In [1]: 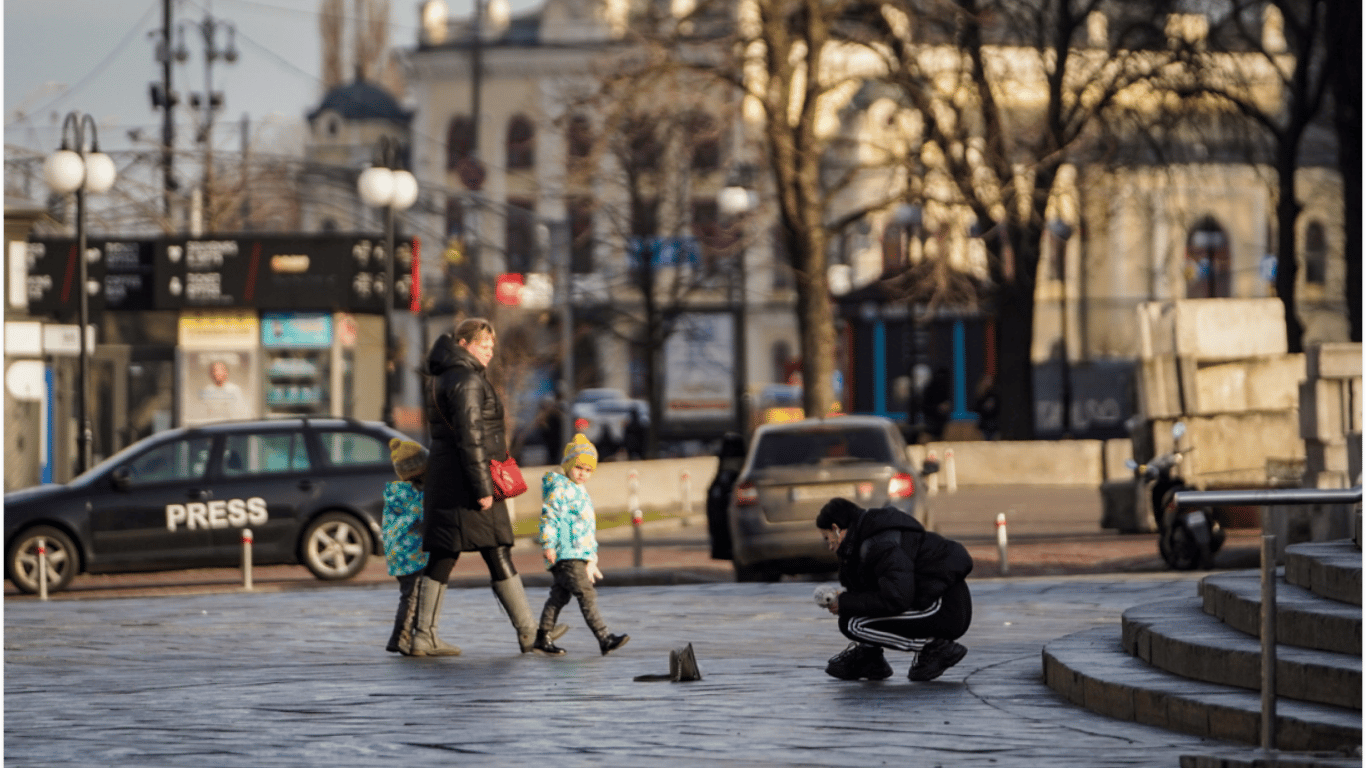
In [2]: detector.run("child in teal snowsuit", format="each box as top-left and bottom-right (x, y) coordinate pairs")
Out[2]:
(383, 438), (431, 654)
(533, 433), (630, 656)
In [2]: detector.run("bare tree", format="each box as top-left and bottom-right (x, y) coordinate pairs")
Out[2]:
(1324, 0), (1358, 341)
(321, 0), (345, 89)
(876, 0), (1181, 438)
(1175, 0), (1339, 352)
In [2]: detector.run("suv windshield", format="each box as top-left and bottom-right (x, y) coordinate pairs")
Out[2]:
(750, 426), (894, 469)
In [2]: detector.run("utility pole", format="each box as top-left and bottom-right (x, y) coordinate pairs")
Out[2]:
(239, 113), (251, 230)
(148, 0), (182, 221)
(187, 5), (238, 234)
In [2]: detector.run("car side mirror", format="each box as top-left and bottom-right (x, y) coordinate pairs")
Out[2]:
(921, 459), (940, 476)
(110, 466), (132, 491)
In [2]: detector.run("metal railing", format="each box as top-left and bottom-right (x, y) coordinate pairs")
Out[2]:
(1173, 486), (1362, 751)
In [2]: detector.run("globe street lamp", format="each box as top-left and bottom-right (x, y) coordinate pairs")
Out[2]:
(719, 169), (758, 433)
(44, 111), (116, 475)
(357, 137), (418, 427)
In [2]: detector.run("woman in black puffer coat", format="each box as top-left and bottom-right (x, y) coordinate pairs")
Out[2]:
(405, 318), (545, 657)
(815, 497), (974, 682)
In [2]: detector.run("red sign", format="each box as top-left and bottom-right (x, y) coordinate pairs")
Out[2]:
(495, 273), (523, 306)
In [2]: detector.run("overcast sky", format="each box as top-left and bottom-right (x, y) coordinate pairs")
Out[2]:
(4, 0), (536, 156)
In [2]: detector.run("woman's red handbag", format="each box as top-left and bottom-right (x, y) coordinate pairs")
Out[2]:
(489, 454), (528, 501)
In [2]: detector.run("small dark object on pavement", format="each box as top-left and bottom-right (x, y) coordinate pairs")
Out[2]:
(634, 642), (702, 682)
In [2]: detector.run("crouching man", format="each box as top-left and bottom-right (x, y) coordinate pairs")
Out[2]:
(815, 497), (974, 682)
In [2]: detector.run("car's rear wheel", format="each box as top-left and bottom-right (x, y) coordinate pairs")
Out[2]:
(7, 526), (78, 594)
(733, 562), (779, 583)
(301, 512), (371, 581)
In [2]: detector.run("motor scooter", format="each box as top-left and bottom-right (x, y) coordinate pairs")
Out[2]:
(1126, 421), (1225, 570)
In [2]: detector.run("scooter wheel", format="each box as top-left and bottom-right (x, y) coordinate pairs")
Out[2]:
(1159, 506), (1211, 571)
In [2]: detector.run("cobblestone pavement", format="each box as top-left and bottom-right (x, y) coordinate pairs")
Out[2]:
(4, 572), (1248, 767)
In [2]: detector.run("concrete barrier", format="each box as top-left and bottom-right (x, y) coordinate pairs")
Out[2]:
(513, 441), (1113, 520)
(508, 456), (719, 523)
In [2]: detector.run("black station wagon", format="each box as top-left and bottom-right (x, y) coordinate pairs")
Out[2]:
(4, 418), (409, 594)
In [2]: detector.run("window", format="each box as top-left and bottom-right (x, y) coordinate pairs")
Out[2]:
(569, 196), (594, 274)
(1305, 221), (1327, 284)
(506, 114), (535, 169)
(447, 115), (475, 171)
(751, 427), (893, 470)
(317, 431), (388, 468)
(127, 437), (214, 486)
(624, 114), (660, 172)
(686, 111), (720, 172)
(566, 114), (593, 163)
(505, 198), (536, 274)
(1184, 218), (1231, 298)
(221, 432), (310, 477)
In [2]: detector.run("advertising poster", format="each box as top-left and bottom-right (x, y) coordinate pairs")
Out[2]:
(179, 349), (260, 426)
(663, 312), (735, 424)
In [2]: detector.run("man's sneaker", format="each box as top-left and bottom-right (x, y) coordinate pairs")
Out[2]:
(825, 643), (893, 681)
(908, 639), (967, 681)
(599, 633), (630, 656)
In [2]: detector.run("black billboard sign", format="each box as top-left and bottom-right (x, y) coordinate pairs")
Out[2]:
(28, 233), (412, 317)
(27, 238), (156, 321)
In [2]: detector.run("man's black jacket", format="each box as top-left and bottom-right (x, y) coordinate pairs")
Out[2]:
(836, 507), (974, 618)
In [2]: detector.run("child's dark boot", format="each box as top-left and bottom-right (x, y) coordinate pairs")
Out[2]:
(599, 633), (630, 656)
(533, 629), (566, 656)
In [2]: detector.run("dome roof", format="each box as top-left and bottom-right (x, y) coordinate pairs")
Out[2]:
(308, 79), (411, 124)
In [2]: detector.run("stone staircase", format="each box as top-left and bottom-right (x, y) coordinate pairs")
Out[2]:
(1042, 539), (1362, 761)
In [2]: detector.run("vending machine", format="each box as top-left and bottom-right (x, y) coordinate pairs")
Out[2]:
(261, 312), (332, 418)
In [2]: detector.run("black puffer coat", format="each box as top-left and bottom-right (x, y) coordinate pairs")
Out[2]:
(422, 333), (512, 552)
(835, 507), (973, 618)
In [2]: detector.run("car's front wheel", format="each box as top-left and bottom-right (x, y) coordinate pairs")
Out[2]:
(7, 526), (79, 594)
(301, 512), (371, 581)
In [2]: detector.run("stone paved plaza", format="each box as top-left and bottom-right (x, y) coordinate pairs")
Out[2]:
(2, 572), (1255, 767)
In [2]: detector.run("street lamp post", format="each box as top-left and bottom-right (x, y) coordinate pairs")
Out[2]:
(719, 170), (758, 434)
(894, 203), (926, 437)
(357, 137), (418, 427)
(1048, 219), (1075, 437)
(44, 111), (117, 475)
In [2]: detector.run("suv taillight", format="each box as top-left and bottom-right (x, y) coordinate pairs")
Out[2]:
(888, 473), (914, 499)
(734, 481), (758, 506)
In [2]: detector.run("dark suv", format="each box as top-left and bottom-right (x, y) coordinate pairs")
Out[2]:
(4, 418), (408, 594)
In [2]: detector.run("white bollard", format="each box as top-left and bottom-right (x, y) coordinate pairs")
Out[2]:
(37, 537), (48, 601)
(945, 448), (958, 493)
(995, 513), (1009, 576)
(680, 470), (692, 517)
(628, 470), (640, 513)
(629, 470), (643, 567)
(242, 528), (254, 591)
(926, 451), (940, 495)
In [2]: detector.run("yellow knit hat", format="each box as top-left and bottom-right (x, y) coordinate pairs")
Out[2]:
(389, 437), (429, 481)
(561, 433), (598, 472)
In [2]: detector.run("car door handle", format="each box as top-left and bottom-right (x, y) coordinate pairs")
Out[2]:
(187, 488), (211, 500)
(297, 480), (314, 491)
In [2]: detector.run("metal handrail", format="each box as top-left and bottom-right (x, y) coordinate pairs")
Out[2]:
(1171, 485), (1360, 751)
(1172, 487), (1361, 508)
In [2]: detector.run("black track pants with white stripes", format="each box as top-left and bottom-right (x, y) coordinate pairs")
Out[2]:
(838, 579), (972, 654)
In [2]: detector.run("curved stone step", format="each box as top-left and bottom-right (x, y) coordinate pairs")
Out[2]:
(1044, 626), (1362, 753)
(1122, 600), (1361, 710)
(1285, 541), (1362, 606)
(1201, 570), (1363, 655)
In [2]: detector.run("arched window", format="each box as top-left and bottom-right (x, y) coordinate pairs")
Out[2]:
(566, 114), (593, 162)
(506, 114), (535, 169)
(685, 111), (720, 172)
(1304, 221), (1327, 284)
(624, 114), (660, 172)
(446, 116), (475, 171)
(1184, 217), (1231, 298)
